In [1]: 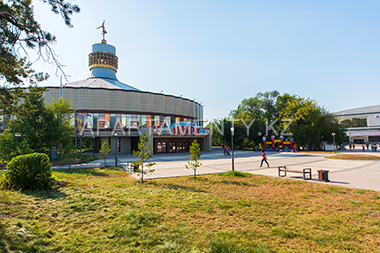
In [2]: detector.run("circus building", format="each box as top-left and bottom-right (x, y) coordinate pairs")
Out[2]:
(42, 25), (211, 155)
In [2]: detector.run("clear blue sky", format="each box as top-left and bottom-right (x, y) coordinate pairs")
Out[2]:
(28, 0), (380, 121)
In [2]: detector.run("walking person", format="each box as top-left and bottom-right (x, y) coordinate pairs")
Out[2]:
(362, 144), (365, 152)
(260, 150), (270, 167)
(353, 144), (355, 152)
(222, 144), (226, 155)
(349, 143), (352, 152)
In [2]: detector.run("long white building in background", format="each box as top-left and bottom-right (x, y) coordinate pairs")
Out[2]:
(335, 105), (380, 144)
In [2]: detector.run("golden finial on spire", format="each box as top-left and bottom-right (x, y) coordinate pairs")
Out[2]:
(97, 20), (107, 44)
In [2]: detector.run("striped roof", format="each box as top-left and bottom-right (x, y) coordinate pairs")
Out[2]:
(64, 77), (141, 91)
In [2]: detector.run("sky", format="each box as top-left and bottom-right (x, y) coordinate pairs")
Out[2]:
(24, 0), (380, 121)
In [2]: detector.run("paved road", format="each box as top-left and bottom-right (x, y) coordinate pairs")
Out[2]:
(52, 150), (380, 192)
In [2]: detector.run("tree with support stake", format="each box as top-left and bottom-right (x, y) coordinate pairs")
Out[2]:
(186, 139), (202, 179)
(99, 141), (111, 167)
(133, 132), (155, 183)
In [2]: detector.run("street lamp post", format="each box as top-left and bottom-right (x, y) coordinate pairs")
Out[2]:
(14, 132), (21, 155)
(92, 136), (95, 157)
(332, 132), (336, 151)
(114, 133), (118, 166)
(231, 127), (234, 171)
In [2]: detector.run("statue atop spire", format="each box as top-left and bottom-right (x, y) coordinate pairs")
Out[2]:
(97, 20), (107, 44)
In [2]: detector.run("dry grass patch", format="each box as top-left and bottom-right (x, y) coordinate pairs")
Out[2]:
(325, 154), (380, 160)
(1, 167), (380, 252)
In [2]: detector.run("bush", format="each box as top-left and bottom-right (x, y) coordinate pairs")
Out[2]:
(2, 153), (53, 190)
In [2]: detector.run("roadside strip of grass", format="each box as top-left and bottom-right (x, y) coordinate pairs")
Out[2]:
(2, 167), (380, 252)
(325, 154), (380, 160)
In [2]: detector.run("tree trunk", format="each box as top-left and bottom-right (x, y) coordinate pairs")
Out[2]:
(194, 169), (196, 179)
(141, 164), (144, 183)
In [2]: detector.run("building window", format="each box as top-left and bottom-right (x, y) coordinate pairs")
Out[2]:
(105, 114), (110, 128)
(157, 142), (167, 153)
(132, 114), (138, 128)
(141, 115), (147, 127)
(154, 115), (160, 126)
(110, 114), (116, 128)
(146, 115), (151, 128)
(164, 116), (171, 126)
(93, 113), (99, 128)
(339, 118), (367, 128)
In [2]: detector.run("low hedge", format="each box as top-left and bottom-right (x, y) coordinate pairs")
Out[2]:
(2, 153), (53, 190)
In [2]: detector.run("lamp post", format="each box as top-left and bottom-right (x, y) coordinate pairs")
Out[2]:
(331, 132), (336, 151)
(92, 136), (95, 157)
(114, 133), (118, 166)
(14, 132), (21, 155)
(231, 127), (234, 171)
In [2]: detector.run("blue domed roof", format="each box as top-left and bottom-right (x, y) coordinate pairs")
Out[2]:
(65, 41), (140, 91)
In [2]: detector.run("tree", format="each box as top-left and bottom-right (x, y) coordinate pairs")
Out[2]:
(99, 140), (111, 167)
(217, 90), (346, 151)
(278, 97), (346, 150)
(9, 86), (57, 154)
(133, 132), (156, 183)
(185, 139), (202, 179)
(0, 0), (80, 86)
(48, 97), (73, 157)
(0, 130), (34, 163)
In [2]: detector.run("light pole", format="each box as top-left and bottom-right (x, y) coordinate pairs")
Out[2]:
(231, 127), (234, 171)
(114, 133), (118, 166)
(14, 132), (21, 155)
(92, 136), (95, 157)
(331, 132), (336, 151)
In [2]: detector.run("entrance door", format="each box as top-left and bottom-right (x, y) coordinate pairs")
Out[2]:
(131, 137), (140, 152)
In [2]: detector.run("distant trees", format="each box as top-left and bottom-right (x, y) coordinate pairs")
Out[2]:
(210, 90), (346, 151)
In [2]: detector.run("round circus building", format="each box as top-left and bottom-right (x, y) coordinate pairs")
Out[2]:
(43, 35), (211, 155)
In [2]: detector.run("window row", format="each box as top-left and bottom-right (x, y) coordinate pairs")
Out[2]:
(81, 113), (201, 129)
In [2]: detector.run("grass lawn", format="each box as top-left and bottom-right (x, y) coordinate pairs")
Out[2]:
(2, 168), (380, 252)
(325, 154), (380, 160)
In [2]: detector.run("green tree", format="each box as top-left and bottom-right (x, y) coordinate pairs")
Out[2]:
(9, 86), (57, 154)
(218, 90), (346, 151)
(185, 139), (202, 179)
(0, 0), (80, 86)
(48, 97), (73, 157)
(0, 131), (17, 162)
(133, 132), (156, 183)
(99, 140), (111, 167)
(279, 97), (346, 150)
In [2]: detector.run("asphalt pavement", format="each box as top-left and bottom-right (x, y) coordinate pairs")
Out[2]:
(52, 149), (380, 192)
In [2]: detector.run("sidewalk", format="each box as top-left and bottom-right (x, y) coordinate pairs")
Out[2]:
(52, 150), (380, 192)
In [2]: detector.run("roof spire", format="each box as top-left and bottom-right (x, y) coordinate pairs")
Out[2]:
(97, 20), (107, 44)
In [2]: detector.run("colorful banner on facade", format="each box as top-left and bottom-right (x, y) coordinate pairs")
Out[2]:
(152, 122), (210, 136)
(75, 112), (85, 137)
(348, 132), (380, 136)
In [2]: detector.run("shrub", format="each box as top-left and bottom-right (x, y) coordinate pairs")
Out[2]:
(2, 153), (53, 190)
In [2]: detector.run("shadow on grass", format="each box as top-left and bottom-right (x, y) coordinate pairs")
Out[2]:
(54, 168), (109, 177)
(22, 187), (68, 200)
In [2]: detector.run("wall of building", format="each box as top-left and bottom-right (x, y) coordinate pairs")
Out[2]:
(44, 87), (202, 119)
